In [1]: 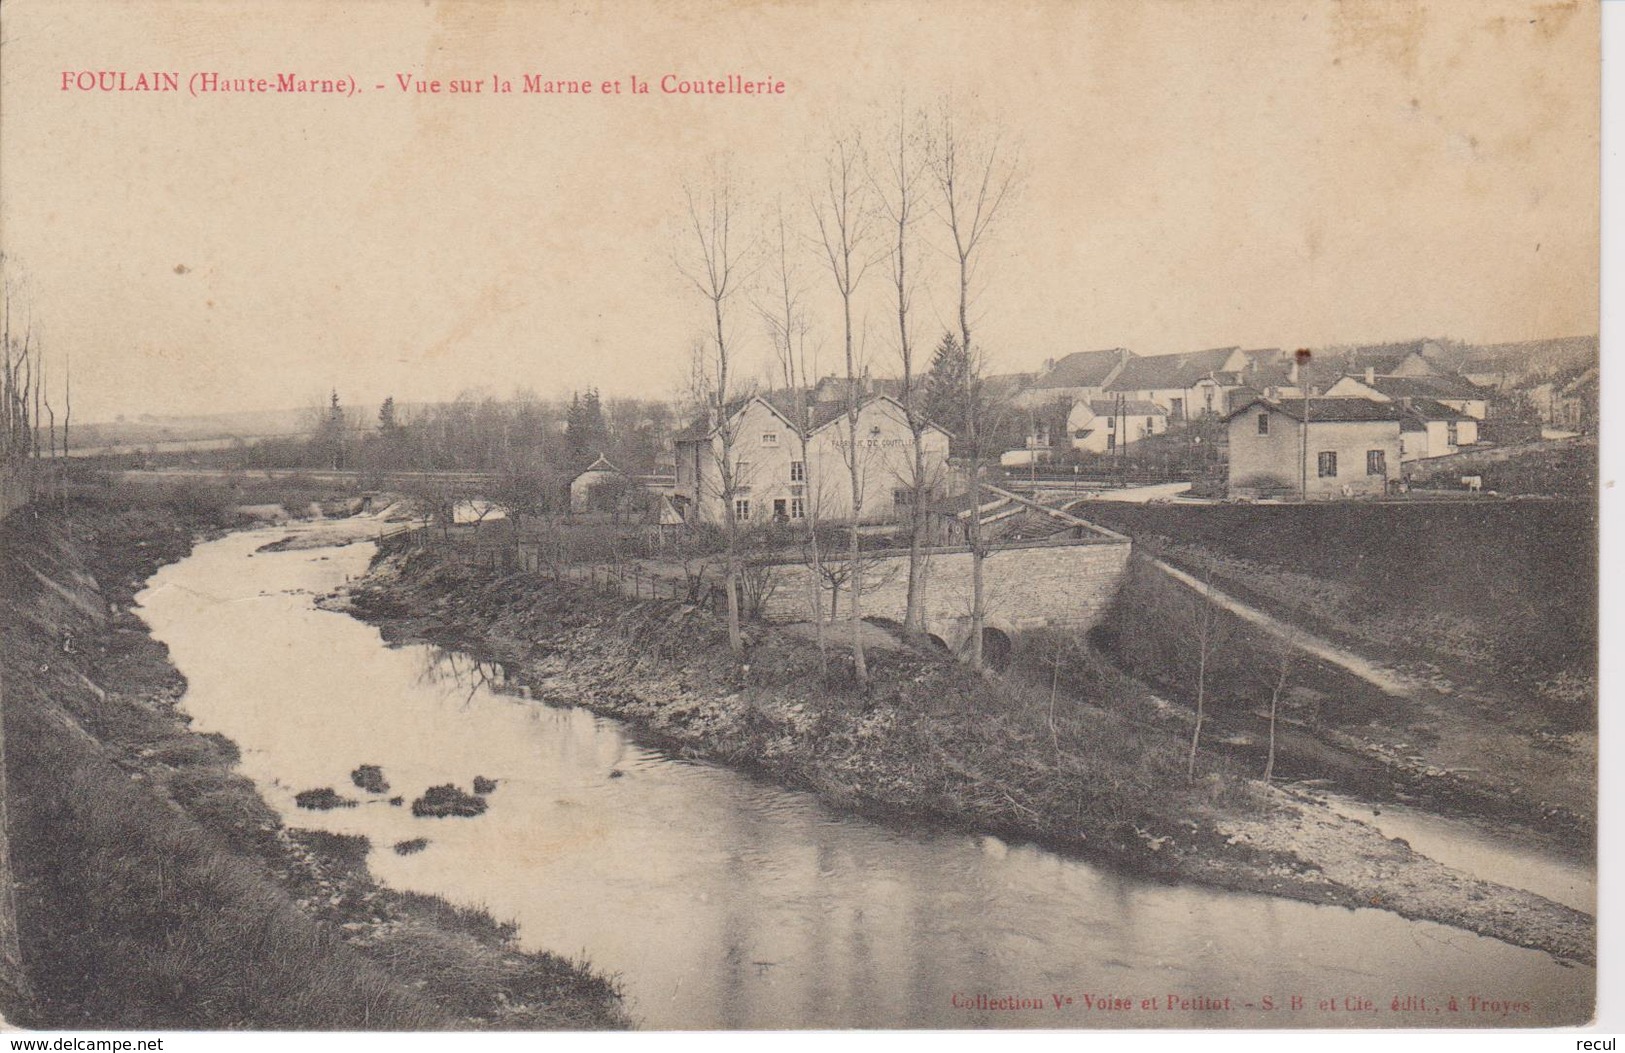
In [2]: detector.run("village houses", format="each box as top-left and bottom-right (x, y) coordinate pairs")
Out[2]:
(672, 392), (952, 525)
(1223, 397), (1403, 500)
(1066, 399), (1169, 454)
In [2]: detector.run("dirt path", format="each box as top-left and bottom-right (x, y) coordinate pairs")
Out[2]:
(1147, 554), (1595, 857)
(1148, 556), (1423, 696)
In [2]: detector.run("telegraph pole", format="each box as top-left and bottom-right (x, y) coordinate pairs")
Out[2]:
(1295, 348), (1312, 501)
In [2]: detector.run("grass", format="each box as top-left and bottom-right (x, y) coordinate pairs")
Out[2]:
(1076, 499), (1597, 700)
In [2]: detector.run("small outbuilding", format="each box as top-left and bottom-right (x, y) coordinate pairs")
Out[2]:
(1224, 397), (1403, 500)
(569, 454), (626, 514)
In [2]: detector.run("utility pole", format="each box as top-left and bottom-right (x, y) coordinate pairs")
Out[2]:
(1295, 348), (1312, 501)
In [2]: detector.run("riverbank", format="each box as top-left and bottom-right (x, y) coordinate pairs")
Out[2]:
(0, 492), (626, 1029)
(340, 546), (1594, 968)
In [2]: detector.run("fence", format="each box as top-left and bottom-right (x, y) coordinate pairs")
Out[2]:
(378, 523), (729, 608)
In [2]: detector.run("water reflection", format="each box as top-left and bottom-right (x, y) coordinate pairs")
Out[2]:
(134, 525), (1596, 1030)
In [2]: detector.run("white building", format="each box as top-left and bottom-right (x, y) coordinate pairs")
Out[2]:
(672, 394), (951, 525)
(1066, 399), (1169, 454)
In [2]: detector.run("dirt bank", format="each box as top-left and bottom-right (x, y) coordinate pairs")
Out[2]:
(338, 547), (1594, 967)
(0, 494), (626, 1029)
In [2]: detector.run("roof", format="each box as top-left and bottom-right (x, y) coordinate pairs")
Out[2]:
(1106, 347), (1241, 392)
(1359, 375), (1491, 401)
(1225, 397), (1406, 424)
(810, 375), (905, 403)
(577, 454), (620, 475)
(983, 372), (1035, 400)
(675, 391), (950, 443)
(1032, 348), (1130, 389)
(672, 394), (801, 444)
(1399, 398), (1474, 423)
(1334, 340), (1439, 372)
(1083, 398), (1166, 417)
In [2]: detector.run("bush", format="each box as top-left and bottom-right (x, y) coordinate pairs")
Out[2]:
(411, 784), (487, 818)
(294, 788), (358, 811)
(350, 764), (390, 794)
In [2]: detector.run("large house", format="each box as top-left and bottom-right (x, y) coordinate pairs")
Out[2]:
(1013, 348), (1133, 408)
(1322, 371), (1491, 421)
(672, 393), (951, 525)
(1224, 397), (1403, 500)
(1104, 346), (1251, 420)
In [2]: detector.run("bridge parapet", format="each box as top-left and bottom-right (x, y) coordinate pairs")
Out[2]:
(758, 533), (1133, 654)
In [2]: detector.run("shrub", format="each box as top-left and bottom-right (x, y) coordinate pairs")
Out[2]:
(294, 788), (358, 811)
(411, 784), (487, 818)
(350, 764), (390, 794)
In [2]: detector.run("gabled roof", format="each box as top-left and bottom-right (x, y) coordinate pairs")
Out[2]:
(1082, 398), (1166, 417)
(1360, 375), (1491, 401)
(1333, 340), (1440, 374)
(1225, 397), (1405, 424)
(1106, 347), (1241, 392)
(1032, 348), (1130, 389)
(806, 393), (952, 438)
(677, 392), (952, 443)
(672, 394), (802, 444)
(1400, 398), (1474, 423)
(984, 372), (1035, 400)
(578, 454), (620, 475)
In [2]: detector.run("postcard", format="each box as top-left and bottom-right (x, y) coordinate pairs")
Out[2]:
(0, 0), (1602, 1038)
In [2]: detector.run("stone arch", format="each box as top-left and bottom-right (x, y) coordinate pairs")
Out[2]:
(979, 627), (1013, 671)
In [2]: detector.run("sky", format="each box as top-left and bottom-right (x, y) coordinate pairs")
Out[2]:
(0, 0), (1600, 423)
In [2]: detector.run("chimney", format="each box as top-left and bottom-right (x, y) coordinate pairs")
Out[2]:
(1365, 366), (1375, 385)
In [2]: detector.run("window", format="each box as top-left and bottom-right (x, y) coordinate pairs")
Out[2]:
(1106, 417), (1116, 430)
(790, 497), (805, 519)
(1367, 450), (1386, 476)
(1257, 413), (1270, 435)
(1106, 433), (1116, 452)
(1204, 388), (1215, 413)
(790, 460), (805, 482)
(1171, 398), (1184, 419)
(761, 431), (779, 447)
(734, 460), (751, 487)
(1447, 421), (1459, 446)
(772, 498), (788, 521)
(733, 498), (751, 522)
(894, 488), (915, 510)
(1146, 417), (1155, 432)
(1317, 451), (1338, 478)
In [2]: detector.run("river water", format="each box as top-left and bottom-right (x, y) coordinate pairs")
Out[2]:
(134, 521), (1595, 1029)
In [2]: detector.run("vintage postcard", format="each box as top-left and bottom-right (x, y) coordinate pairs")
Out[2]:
(0, 0), (1603, 1039)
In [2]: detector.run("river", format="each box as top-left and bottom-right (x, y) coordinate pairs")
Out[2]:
(133, 520), (1594, 1029)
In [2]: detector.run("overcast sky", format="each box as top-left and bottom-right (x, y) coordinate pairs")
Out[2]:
(0, 0), (1599, 422)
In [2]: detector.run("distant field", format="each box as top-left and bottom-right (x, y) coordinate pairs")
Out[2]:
(1076, 499), (1596, 689)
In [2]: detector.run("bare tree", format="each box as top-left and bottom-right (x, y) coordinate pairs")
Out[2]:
(926, 103), (1020, 669)
(811, 133), (877, 686)
(676, 168), (753, 656)
(760, 204), (831, 672)
(872, 98), (937, 638)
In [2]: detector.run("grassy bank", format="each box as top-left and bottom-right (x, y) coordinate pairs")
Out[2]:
(1074, 499), (1596, 706)
(0, 487), (626, 1029)
(1092, 552), (1595, 850)
(342, 548), (1594, 965)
